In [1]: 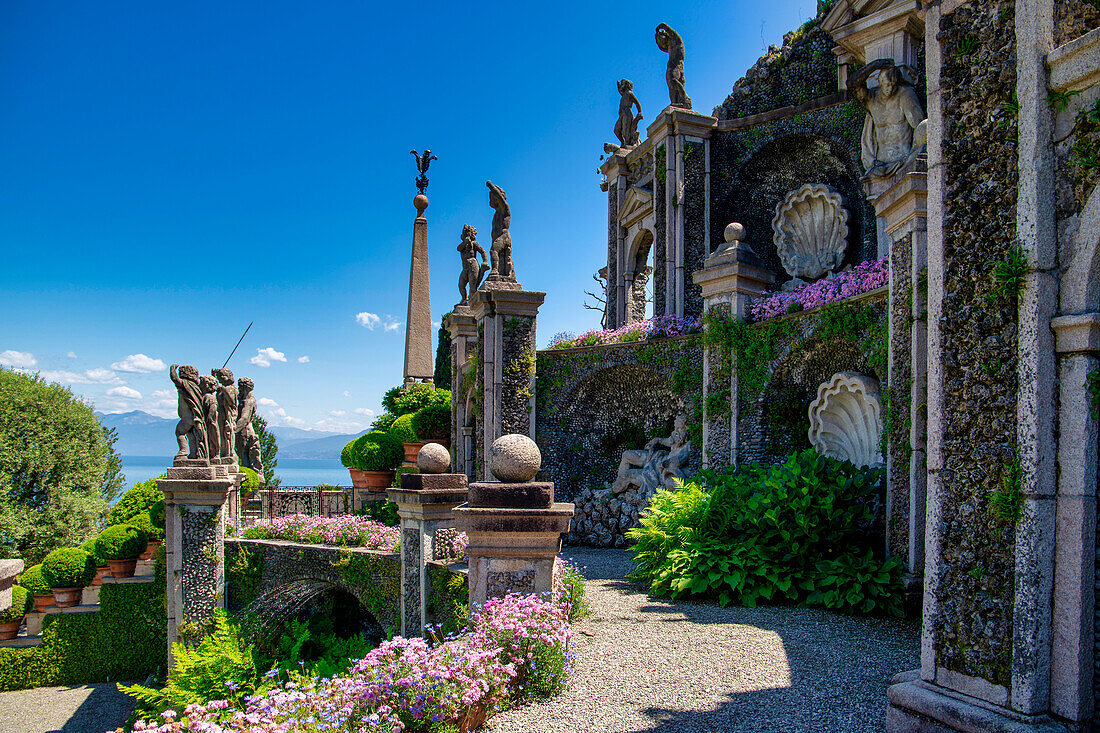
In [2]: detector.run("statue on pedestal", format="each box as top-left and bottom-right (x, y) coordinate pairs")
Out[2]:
(211, 368), (238, 460)
(485, 180), (516, 283)
(614, 79), (643, 147)
(655, 23), (691, 110)
(847, 59), (927, 179)
(170, 364), (208, 460)
(235, 377), (265, 483)
(199, 375), (221, 459)
(458, 224), (490, 303)
(611, 415), (692, 495)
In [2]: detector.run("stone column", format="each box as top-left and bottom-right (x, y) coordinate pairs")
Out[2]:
(692, 225), (775, 468)
(404, 194), (434, 387)
(598, 152), (629, 330)
(471, 287), (545, 481)
(454, 435), (574, 610)
(158, 458), (235, 664)
(387, 445), (468, 638)
(446, 307), (478, 478)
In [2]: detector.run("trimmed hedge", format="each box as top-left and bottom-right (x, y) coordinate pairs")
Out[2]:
(0, 585), (30, 623)
(349, 431), (404, 472)
(389, 413), (419, 444)
(80, 538), (108, 568)
(19, 565), (50, 596)
(0, 578), (166, 690)
(96, 524), (148, 561)
(127, 511), (164, 542)
(41, 548), (96, 588)
(411, 402), (450, 441)
(108, 479), (164, 525)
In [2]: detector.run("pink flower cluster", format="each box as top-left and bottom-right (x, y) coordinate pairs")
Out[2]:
(241, 514), (401, 553)
(123, 593), (574, 733)
(548, 314), (701, 349)
(749, 258), (888, 321)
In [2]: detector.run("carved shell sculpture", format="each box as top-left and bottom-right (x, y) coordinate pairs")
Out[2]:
(807, 372), (884, 468)
(771, 184), (849, 280)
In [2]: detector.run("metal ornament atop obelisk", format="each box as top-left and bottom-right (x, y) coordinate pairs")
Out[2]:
(404, 150), (436, 387)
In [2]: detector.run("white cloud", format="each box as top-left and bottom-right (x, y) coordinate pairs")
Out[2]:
(258, 397), (279, 407)
(0, 350), (36, 369)
(356, 312), (381, 330)
(431, 320), (441, 329)
(354, 407), (375, 417)
(261, 405), (306, 427)
(106, 385), (142, 400)
(330, 410), (347, 417)
(313, 417), (364, 433)
(249, 347), (287, 368)
(24, 367), (124, 385)
(66, 351), (77, 359)
(342, 390), (351, 397)
(297, 355), (310, 363)
(111, 353), (167, 373)
(384, 319), (402, 332)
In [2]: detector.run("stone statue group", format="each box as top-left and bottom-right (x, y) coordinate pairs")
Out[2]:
(170, 364), (264, 483)
(457, 180), (517, 304)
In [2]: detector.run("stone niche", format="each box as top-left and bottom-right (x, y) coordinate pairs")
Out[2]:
(772, 183), (850, 282)
(807, 371), (883, 468)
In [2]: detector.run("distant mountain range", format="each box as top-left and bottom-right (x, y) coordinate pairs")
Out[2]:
(94, 410), (366, 460)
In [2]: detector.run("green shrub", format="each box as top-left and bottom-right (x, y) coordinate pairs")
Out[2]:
(369, 412), (398, 432)
(358, 499), (400, 526)
(240, 467), (262, 490)
(411, 402), (450, 441)
(108, 478), (164, 525)
(0, 585), (30, 622)
(127, 511), (164, 542)
(19, 565), (51, 597)
(41, 548), (96, 588)
(149, 499), (166, 530)
(350, 431), (404, 472)
(628, 449), (903, 615)
(80, 538), (108, 568)
(340, 438), (357, 468)
(95, 524), (148, 561)
(383, 384), (449, 416)
(388, 413), (419, 443)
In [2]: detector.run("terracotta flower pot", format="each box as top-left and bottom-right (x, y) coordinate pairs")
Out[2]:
(91, 566), (111, 586)
(349, 469), (395, 491)
(32, 593), (54, 612)
(50, 587), (82, 608)
(108, 558), (138, 579)
(0, 619), (21, 640)
(403, 442), (425, 464)
(140, 540), (161, 560)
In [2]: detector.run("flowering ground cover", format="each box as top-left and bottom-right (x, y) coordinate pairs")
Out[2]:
(547, 314), (701, 350)
(749, 258), (888, 321)
(240, 514), (401, 554)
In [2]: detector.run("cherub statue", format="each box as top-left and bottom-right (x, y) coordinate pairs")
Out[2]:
(411, 149), (438, 194)
(235, 377), (265, 484)
(199, 374), (221, 460)
(611, 415), (692, 495)
(211, 367), (238, 460)
(485, 180), (515, 282)
(458, 224), (490, 303)
(170, 364), (208, 460)
(847, 59), (927, 179)
(655, 23), (691, 110)
(614, 79), (643, 147)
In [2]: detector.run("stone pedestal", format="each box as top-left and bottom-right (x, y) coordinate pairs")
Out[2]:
(470, 288), (545, 481)
(387, 473), (468, 638)
(157, 458), (235, 665)
(454, 481), (573, 610)
(446, 307), (478, 479)
(0, 559), (24, 614)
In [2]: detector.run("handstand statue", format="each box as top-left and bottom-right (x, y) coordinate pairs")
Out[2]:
(655, 23), (691, 110)
(458, 224), (490, 303)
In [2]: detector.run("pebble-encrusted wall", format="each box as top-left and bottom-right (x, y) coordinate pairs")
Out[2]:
(179, 506), (223, 628)
(535, 336), (703, 504)
(888, 235), (914, 562)
(1055, 0), (1100, 47)
(683, 139), (707, 317)
(401, 528), (421, 638)
(654, 144), (667, 317)
(500, 316), (536, 435)
(934, 1), (1019, 688)
(605, 184), (619, 327)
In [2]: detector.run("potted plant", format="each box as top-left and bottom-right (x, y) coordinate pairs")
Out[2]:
(411, 400), (452, 450)
(80, 538), (111, 585)
(348, 431), (404, 491)
(20, 564), (53, 611)
(127, 511), (164, 560)
(390, 413), (422, 463)
(95, 524), (149, 578)
(0, 585), (31, 640)
(41, 547), (96, 607)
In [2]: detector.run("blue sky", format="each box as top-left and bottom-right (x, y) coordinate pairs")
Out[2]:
(0, 0), (818, 434)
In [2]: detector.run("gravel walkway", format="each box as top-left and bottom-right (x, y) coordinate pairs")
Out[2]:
(482, 547), (919, 733)
(0, 681), (135, 733)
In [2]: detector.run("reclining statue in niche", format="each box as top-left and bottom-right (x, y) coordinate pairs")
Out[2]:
(611, 415), (692, 495)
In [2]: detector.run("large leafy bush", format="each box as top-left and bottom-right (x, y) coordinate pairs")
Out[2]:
(127, 511), (164, 542)
(41, 547), (96, 588)
(628, 449), (902, 615)
(348, 431), (404, 472)
(107, 478), (163, 525)
(388, 413), (419, 444)
(411, 401), (451, 441)
(95, 524), (148, 561)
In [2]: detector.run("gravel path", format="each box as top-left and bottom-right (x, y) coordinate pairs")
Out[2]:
(482, 547), (919, 733)
(0, 681), (135, 733)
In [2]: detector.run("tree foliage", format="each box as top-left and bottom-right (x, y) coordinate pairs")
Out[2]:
(0, 368), (123, 563)
(434, 316), (452, 388)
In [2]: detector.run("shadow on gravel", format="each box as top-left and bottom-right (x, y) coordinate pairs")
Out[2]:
(47, 682), (135, 733)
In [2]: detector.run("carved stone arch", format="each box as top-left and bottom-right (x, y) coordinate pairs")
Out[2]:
(625, 229), (655, 322)
(1060, 186), (1100, 314)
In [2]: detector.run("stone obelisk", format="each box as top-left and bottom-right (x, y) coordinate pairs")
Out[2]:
(404, 152), (435, 387)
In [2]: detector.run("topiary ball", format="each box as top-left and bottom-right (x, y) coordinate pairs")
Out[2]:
(80, 538), (108, 568)
(353, 431), (405, 472)
(41, 547), (96, 589)
(389, 412), (419, 444)
(127, 511), (164, 542)
(95, 524), (149, 561)
(19, 565), (50, 597)
(0, 585), (30, 623)
(411, 402), (451, 441)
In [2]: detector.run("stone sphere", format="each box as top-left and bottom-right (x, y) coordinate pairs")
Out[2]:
(724, 222), (745, 243)
(489, 434), (541, 482)
(414, 194), (429, 213)
(417, 442), (451, 474)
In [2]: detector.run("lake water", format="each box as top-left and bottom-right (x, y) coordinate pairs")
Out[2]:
(119, 456), (351, 490)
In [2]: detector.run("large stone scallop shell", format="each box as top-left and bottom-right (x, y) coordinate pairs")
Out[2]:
(771, 183), (850, 280)
(807, 372), (883, 468)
